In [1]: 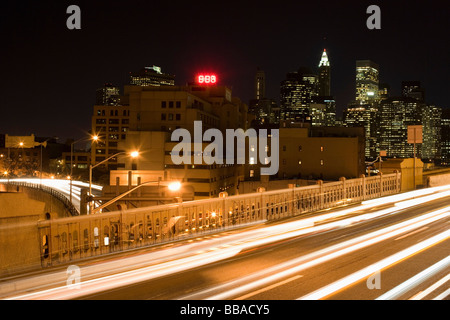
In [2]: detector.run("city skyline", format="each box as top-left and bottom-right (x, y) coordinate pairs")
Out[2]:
(0, 1), (449, 141)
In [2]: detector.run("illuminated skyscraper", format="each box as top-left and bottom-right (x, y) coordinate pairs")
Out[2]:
(401, 81), (425, 101)
(343, 103), (379, 159)
(310, 96), (336, 127)
(96, 83), (120, 106)
(255, 68), (266, 100)
(441, 108), (450, 165)
(421, 104), (442, 161)
(129, 65), (175, 87)
(318, 49), (330, 96)
(379, 97), (422, 158)
(280, 67), (318, 123)
(249, 68), (279, 125)
(355, 60), (379, 104)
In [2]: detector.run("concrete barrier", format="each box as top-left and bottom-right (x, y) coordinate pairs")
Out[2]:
(427, 173), (450, 187)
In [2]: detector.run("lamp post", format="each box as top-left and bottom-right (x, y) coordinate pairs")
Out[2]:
(70, 135), (98, 204)
(88, 150), (139, 214)
(35, 138), (50, 185)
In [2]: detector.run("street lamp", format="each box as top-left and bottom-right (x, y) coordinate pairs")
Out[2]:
(168, 181), (181, 192)
(88, 150), (139, 214)
(70, 135), (98, 204)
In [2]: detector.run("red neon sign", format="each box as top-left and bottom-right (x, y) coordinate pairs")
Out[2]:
(197, 74), (217, 84)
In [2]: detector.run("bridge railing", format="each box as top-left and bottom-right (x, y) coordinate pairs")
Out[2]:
(37, 172), (401, 267)
(6, 181), (79, 216)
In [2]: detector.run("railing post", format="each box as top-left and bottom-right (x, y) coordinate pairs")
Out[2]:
(317, 180), (324, 210)
(379, 172), (383, 198)
(288, 184), (295, 217)
(395, 170), (401, 193)
(80, 189), (88, 215)
(257, 187), (265, 221)
(360, 174), (366, 201)
(219, 192), (228, 227)
(340, 177), (346, 201)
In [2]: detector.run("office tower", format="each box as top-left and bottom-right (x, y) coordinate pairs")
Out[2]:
(255, 68), (266, 100)
(440, 108), (450, 165)
(318, 49), (330, 96)
(355, 60), (379, 104)
(96, 83), (120, 106)
(310, 96), (336, 127)
(378, 83), (390, 101)
(421, 104), (442, 161)
(343, 103), (379, 159)
(280, 67), (318, 123)
(249, 68), (279, 126)
(402, 81), (425, 101)
(129, 65), (175, 87)
(249, 99), (279, 126)
(379, 97), (422, 158)
(93, 82), (253, 199)
(91, 103), (131, 170)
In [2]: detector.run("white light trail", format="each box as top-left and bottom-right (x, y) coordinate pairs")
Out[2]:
(410, 273), (450, 300)
(180, 207), (450, 300)
(361, 184), (450, 206)
(433, 288), (450, 300)
(6, 246), (242, 300)
(298, 231), (450, 300)
(375, 256), (450, 300)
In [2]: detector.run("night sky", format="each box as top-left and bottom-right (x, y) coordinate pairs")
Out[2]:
(1, 0), (448, 142)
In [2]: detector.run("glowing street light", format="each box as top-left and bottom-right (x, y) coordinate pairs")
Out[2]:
(130, 151), (139, 158)
(70, 134), (100, 204)
(168, 181), (181, 192)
